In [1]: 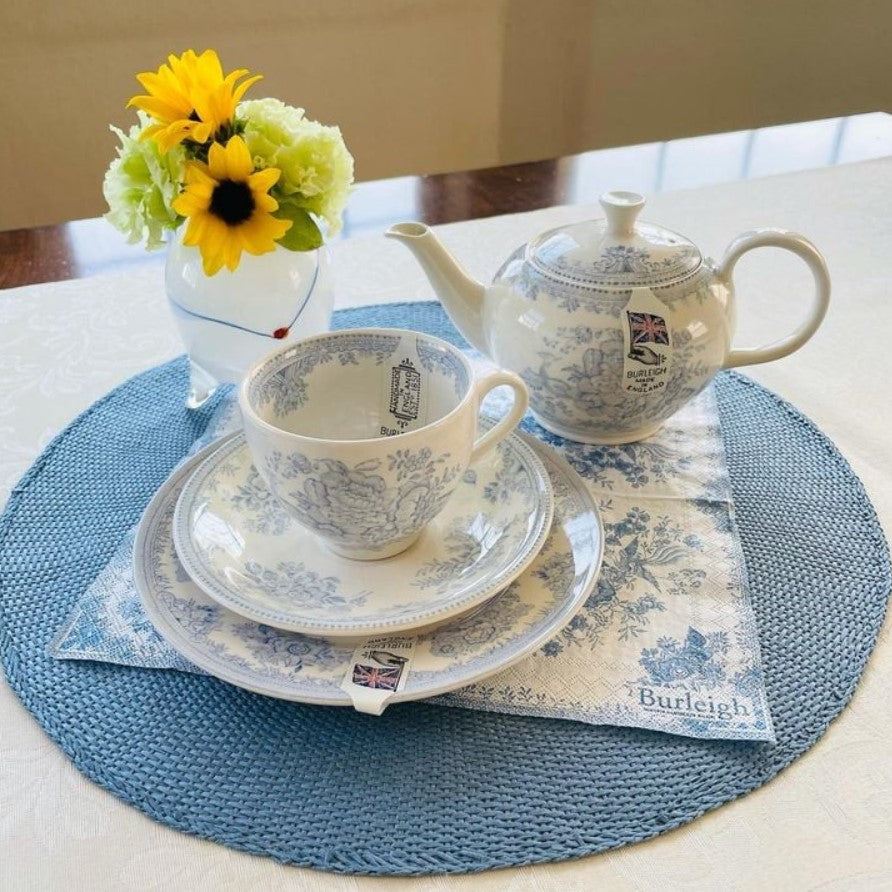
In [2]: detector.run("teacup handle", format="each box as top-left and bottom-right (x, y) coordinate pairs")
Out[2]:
(719, 229), (830, 369)
(470, 371), (529, 462)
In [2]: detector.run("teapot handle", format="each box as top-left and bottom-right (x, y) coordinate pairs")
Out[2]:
(719, 229), (830, 369)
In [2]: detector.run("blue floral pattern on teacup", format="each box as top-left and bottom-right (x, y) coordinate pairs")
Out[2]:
(416, 339), (469, 398)
(249, 331), (469, 419)
(251, 332), (402, 418)
(231, 468), (291, 536)
(265, 446), (463, 551)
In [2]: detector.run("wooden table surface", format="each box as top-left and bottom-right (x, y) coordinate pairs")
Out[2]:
(4, 111), (891, 290)
(0, 159), (569, 290)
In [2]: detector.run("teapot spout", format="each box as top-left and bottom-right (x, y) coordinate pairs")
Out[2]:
(386, 222), (489, 354)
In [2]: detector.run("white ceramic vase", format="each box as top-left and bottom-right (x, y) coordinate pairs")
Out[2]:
(165, 233), (334, 408)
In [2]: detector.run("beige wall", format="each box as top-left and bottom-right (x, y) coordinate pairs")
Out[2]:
(2, 0), (890, 230)
(499, 0), (892, 166)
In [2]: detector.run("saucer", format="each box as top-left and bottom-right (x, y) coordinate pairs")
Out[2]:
(135, 435), (604, 708)
(172, 429), (554, 637)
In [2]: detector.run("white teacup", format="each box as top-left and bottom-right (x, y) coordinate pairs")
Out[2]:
(239, 328), (529, 560)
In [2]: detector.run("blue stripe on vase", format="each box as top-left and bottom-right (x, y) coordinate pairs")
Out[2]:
(167, 252), (320, 339)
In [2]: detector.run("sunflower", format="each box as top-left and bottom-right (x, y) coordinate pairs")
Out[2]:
(128, 49), (261, 152)
(172, 136), (292, 275)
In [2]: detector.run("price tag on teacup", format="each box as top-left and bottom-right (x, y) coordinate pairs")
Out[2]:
(340, 635), (418, 715)
(377, 336), (431, 437)
(621, 287), (673, 394)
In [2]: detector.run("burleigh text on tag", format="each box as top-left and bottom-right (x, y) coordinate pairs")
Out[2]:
(339, 635), (417, 715)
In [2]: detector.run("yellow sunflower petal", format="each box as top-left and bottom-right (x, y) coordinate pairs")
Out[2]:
(186, 180), (215, 201)
(172, 191), (209, 217)
(222, 136), (254, 181)
(153, 127), (186, 153)
(248, 167), (281, 194)
(131, 50), (259, 143)
(223, 236), (244, 271)
(206, 141), (228, 180)
(200, 233), (226, 276)
(246, 211), (292, 245)
(237, 224), (267, 254)
(221, 68), (249, 91)
(238, 216), (280, 253)
(181, 214), (206, 247)
(194, 98), (230, 132)
(137, 122), (164, 141)
(171, 193), (190, 217)
(196, 49), (224, 84)
(272, 216), (293, 239)
(153, 121), (199, 153)
(253, 192), (279, 213)
(168, 50), (201, 86)
(206, 224), (236, 272)
(127, 95), (185, 120)
(192, 215), (226, 252)
(134, 73), (189, 109)
(190, 121), (214, 143)
(195, 215), (238, 276)
(231, 73), (263, 104)
(183, 161), (215, 187)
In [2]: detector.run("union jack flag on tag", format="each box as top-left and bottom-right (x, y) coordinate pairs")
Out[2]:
(628, 311), (670, 346)
(340, 635), (417, 715)
(621, 288), (672, 394)
(352, 662), (402, 691)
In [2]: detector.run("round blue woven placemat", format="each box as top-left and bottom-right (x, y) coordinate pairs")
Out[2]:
(1, 301), (889, 875)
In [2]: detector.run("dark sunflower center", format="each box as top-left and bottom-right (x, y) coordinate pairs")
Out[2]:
(209, 180), (255, 226)
(188, 109), (201, 121)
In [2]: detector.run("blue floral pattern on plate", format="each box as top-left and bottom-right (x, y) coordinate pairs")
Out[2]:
(131, 437), (602, 707)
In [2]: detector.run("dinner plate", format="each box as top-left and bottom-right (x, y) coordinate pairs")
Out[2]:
(135, 436), (603, 709)
(172, 429), (554, 637)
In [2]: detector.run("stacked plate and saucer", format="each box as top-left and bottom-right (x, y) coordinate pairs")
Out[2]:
(134, 328), (604, 714)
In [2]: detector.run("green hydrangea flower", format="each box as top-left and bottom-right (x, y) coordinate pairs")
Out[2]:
(240, 98), (354, 238)
(103, 112), (186, 250)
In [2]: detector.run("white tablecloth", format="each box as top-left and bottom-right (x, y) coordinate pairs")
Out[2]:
(2, 159), (891, 890)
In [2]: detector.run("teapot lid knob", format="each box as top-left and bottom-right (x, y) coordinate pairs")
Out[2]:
(600, 191), (645, 238)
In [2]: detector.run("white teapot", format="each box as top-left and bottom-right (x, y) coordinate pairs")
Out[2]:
(387, 191), (830, 443)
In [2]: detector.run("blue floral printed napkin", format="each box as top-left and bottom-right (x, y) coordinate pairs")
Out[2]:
(433, 386), (774, 740)
(52, 384), (774, 741)
(50, 393), (242, 674)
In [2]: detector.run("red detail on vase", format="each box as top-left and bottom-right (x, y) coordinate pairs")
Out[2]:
(273, 327), (289, 339)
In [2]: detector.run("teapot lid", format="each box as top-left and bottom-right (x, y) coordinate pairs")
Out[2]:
(527, 191), (701, 289)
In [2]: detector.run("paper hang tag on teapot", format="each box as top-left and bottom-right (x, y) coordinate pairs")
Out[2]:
(622, 287), (673, 394)
(377, 335), (431, 437)
(340, 634), (417, 715)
